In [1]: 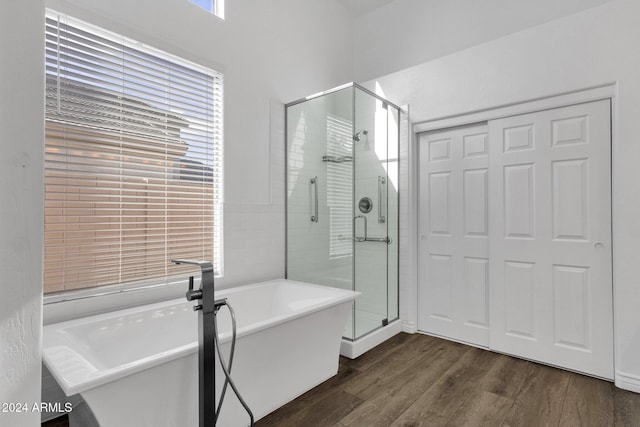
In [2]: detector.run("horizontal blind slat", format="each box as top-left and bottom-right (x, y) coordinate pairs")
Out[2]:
(44, 10), (223, 294)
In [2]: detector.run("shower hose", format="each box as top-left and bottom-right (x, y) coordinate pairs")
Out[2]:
(213, 302), (255, 426)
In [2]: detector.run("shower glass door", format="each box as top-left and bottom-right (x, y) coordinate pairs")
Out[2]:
(286, 83), (399, 342)
(353, 87), (398, 339)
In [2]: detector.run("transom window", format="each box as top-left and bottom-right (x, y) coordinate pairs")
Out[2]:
(189, 0), (225, 18)
(44, 10), (223, 294)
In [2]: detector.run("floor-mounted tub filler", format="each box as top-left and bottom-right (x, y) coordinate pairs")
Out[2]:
(42, 279), (359, 426)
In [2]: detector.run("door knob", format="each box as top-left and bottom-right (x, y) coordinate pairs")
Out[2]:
(594, 242), (605, 249)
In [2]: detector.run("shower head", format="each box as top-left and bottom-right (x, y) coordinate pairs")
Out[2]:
(353, 129), (368, 142)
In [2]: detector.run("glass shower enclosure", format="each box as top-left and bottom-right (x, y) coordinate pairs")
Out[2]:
(286, 83), (399, 343)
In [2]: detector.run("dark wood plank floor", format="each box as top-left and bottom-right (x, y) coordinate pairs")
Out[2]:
(257, 333), (640, 427)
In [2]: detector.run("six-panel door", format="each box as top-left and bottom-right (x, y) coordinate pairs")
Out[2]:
(488, 100), (613, 379)
(418, 99), (613, 379)
(418, 124), (490, 347)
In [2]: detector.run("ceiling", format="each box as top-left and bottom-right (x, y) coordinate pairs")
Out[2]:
(338, 0), (396, 17)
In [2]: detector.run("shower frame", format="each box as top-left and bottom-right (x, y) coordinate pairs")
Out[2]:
(284, 82), (401, 346)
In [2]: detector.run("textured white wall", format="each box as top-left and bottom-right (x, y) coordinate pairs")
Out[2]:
(0, 1), (45, 425)
(358, 0), (640, 392)
(353, 0), (615, 82)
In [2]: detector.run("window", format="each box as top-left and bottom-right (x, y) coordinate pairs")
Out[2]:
(44, 11), (223, 294)
(189, 0), (225, 18)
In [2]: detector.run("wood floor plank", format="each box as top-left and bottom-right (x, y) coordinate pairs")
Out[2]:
(389, 347), (498, 426)
(558, 374), (614, 427)
(501, 363), (572, 427)
(341, 333), (448, 400)
(478, 353), (534, 399)
(384, 411), (449, 427)
(446, 390), (514, 427)
(338, 340), (471, 427)
(614, 388), (640, 427)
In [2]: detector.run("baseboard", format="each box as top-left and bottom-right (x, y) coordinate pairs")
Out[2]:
(616, 371), (640, 393)
(402, 321), (417, 334)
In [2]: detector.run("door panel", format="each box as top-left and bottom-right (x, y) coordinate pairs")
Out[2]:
(418, 124), (490, 347)
(488, 100), (613, 379)
(353, 88), (391, 339)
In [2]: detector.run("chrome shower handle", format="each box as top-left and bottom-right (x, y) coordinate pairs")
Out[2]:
(310, 177), (318, 223)
(378, 176), (386, 224)
(354, 214), (391, 243)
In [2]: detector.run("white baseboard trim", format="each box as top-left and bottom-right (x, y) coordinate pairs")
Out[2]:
(402, 321), (417, 334)
(616, 371), (640, 393)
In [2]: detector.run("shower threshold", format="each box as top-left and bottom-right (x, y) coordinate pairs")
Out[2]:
(340, 319), (402, 359)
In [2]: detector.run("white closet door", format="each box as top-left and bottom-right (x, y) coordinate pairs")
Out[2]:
(418, 124), (490, 347)
(488, 100), (613, 379)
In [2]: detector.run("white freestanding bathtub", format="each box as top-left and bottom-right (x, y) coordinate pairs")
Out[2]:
(42, 279), (359, 427)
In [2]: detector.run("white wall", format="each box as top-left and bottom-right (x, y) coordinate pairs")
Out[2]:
(0, 1), (45, 425)
(354, 0), (614, 82)
(2, 0), (354, 424)
(358, 0), (640, 391)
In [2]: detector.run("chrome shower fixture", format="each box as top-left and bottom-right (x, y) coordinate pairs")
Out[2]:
(353, 129), (368, 141)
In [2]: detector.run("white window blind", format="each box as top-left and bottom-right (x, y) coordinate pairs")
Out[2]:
(44, 11), (223, 294)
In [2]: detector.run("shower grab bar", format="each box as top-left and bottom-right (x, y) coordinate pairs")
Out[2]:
(354, 215), (391, 244)
(378, 176), (386, 224)
(310, 177), (318, 223)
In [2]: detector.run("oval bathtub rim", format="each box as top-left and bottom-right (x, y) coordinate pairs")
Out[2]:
(42, 279), (360, 396)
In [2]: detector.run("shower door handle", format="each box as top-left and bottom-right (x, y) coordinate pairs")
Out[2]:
(354, 215), (367, 242)
(354, 215), (391, 244)
(378, 176), (386, 224)
(310, 177), (318, 223)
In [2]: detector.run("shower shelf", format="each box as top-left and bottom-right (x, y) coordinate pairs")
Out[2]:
(322, 155), (352, 163)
